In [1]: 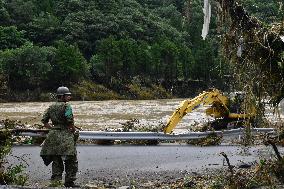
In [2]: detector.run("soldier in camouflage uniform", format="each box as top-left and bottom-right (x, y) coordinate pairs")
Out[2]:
(40, 86), (79, 187)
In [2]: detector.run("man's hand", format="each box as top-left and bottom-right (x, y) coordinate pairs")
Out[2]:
(43, 123), (52, 129)
(74, 126), (82, 130)
(68, 125), (76, 133)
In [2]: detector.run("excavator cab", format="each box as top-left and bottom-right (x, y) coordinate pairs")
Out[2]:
(163, 89), (255, 134)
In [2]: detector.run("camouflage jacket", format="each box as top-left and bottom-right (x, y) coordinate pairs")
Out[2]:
(40, 101), (76, 156)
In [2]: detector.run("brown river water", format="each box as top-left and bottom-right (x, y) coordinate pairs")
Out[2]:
(0, 99), (283, 132)
(0, 99), (214, 133)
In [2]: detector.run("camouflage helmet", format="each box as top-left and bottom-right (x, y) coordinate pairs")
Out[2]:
(56, 86), (71, 96)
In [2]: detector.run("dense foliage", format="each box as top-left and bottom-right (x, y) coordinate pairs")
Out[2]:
(0, 0), (282, 101)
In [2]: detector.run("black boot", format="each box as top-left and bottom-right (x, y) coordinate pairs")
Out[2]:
(64, 181), (80, 188)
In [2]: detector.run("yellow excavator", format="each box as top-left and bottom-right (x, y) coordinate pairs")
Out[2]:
(163, 88), (256, 134)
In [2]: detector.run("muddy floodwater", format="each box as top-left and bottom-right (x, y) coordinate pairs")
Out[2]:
(0, 99), (283, 132)
(0, 99), (214, 132)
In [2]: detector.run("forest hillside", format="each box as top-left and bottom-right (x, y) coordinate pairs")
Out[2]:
(0, 0), (282, 101)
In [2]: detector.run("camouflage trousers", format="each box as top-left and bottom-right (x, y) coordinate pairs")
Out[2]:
(50, 155), (78, 183)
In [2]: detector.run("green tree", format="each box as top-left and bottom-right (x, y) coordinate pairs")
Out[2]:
(192, 42), (214, 81)
(61, 9), (119, 58)
(4, 0), (37, 28)
(92, 37), (122, 82)
(0, 1), (11, 26)
(117, 38), (137, 78)
(27, 13), (60, 46)
(0, 61), (7, 97)
(179, 45), (195, 80)
(159, 39), (180, 83)
(49, 41), (89, 87)
(33, 0), (55, 13)
(154, 4), (183, 31)
(0, 26), (27, 50)
(135, 41), (153, 76)
(94, 0), (119, 14)
(241, 0), (283, 24)
(0, 43), (55, 90)
(151, 42), (163, 79)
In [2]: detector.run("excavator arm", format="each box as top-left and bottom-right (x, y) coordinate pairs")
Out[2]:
(163, 89), (256, 134)
(163, 89), (229, 133)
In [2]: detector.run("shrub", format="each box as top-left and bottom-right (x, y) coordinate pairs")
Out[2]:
(71, 80), (123, 100)
(0, 120), (28, 185)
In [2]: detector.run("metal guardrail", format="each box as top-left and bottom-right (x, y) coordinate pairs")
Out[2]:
(13, 128), (277, 141)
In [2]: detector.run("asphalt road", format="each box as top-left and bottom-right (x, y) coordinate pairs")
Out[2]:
(7, 144), (283, 187)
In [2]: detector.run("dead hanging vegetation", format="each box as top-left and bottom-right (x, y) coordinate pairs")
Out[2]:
(0, 120), (28, 186)
(215, 0), (284, 131)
